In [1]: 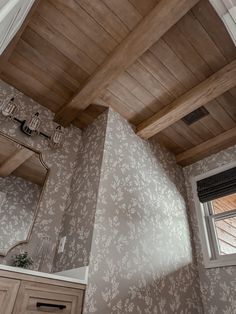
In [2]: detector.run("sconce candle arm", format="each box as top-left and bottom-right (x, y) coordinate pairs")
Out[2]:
(1, 97), (64, 148)
(13, 117), (51, 139)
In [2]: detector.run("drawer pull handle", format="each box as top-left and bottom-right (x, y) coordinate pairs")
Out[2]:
(36, 302), (66, 310)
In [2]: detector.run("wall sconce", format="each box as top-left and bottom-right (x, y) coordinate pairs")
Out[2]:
(21, 112), (41, 136)
(50, 126), (64, 148)
(1, 97), (18, 119)
(0, 97), (65, 148)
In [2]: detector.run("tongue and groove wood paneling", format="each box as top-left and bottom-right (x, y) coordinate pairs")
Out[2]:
(1, 0), (236, 158)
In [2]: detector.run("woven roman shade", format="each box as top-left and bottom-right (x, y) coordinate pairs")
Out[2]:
(197, 167), (236, 203)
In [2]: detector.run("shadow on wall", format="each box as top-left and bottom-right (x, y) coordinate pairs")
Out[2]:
(83, 109), (203, 314)
(85, 263), (203, 314)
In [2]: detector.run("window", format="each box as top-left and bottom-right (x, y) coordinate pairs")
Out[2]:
(204, 193), (236, 257)
(194, 165), (236, 268)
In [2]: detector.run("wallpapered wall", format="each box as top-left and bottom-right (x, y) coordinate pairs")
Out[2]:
(53, 112), (108, 271)
(0, 175), (41, 255)
(3, 79), (234, 313)
(0, 80), (82, 272)
(82, 109), (203, 314)
(184, 144), (236, 314)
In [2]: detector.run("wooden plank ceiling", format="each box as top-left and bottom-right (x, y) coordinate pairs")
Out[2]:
(0, 0), (236, 165)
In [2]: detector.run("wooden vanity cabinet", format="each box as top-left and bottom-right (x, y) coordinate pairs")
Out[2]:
(0, 270), (85, 314)
(13, 281), (83, 314)
(0, 278), (20, 314)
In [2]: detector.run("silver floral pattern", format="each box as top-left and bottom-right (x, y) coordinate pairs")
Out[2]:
(2, 77), (232, 313)
(0, 80), (82, 272)
(53, 111), (108, 271)
(0, 175), (41, 254)
(184, 144), (236, 314)
(53, 107), (203, 313)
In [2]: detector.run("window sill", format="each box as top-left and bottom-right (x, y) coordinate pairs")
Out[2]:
(203, 254), (236, 268)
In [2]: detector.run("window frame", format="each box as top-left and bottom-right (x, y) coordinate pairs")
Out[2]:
(191, 161), (236, 268)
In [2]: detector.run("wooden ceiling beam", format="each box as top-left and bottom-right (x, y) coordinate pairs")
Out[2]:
(0, 147), (34, 177)
(176, 126), (236, 166)
(0, 0), (41, 74)
(54, 0), (200, 127)
(136, 60), (236, 139)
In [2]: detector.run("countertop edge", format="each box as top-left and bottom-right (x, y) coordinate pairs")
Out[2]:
(0, 264), (87, 286)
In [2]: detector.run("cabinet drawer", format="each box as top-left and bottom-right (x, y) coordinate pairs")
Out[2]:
(0, 277), (20, 314)
(13, 281), (84, 314)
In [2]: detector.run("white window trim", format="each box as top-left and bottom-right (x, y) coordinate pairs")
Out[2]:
(191, 160), (236, 268)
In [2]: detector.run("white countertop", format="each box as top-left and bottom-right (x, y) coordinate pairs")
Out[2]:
(0, 264), (87, 285)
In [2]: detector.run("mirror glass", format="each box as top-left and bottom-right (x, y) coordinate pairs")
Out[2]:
(0, 134), (48, 256)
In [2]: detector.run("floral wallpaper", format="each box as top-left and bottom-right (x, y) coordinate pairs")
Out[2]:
(184, 144), (236, 314)
(82, 109), (203, 313)
(0, 174), (41, 255)
(0, 79), (82, 272)
(53, 111), (108, 271)
(2, 77), (233, 312)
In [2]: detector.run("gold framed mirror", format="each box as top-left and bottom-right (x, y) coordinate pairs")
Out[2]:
(0, 132), (49, 256)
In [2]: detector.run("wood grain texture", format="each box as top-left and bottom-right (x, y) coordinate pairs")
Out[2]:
(129, 0), (159, 16)
(0, 147), (34, 177)
(0, 0), (235, 160)
(212, 194), (236, 214)
(0, 135), (47, 186)
(192, 0), (236, 62)
(54, 0), (200, 126)
(37, 1), (107, 65)
(49, 0), (117, 54)
(13, 281), (84, 314)
(0, 270), (86, 290)
(176, 126), (236, 166)
(21, 27), (88, 84)
(76, 0), (130, 42)
(0, 277), (20, 314)
(136, 60), (236, 139)
(16, 38), (79, 92)
(211, 195), (236, 255)
(2, 62), (65, 111)
(0, 0), (41, 74)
